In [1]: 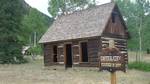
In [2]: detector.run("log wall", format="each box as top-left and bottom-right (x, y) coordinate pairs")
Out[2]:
(87, 39), (101, 67)
(101, 37), (128, 63)
(43, 37), (101, 67)
(43, 44), (54, 66)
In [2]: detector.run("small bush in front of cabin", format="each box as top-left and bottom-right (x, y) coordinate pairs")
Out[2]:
(29, 45), (43, 55)
(128, 62), (150, 72)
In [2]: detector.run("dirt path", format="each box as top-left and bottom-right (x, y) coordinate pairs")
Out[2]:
(0, 60), (150, 84)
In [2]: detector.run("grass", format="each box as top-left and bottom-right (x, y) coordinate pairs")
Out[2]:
(128, 62), (150, 72)
(0, 59), (150, 84)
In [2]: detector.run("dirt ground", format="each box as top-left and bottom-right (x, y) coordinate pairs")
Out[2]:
(0, 59), (150, 84)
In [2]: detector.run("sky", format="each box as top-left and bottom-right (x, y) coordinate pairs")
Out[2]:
(24, 0), (111, 17)
(25, 0), (51, 17)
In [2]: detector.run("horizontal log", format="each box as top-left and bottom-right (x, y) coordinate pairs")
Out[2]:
(115, 42), (127, 45)
(101, 37), (126, 41)
(102, 41), (109, 43)
(72, 45), (79, 47)
(116, 44), (127, 48)
(58, 46), (63, 48)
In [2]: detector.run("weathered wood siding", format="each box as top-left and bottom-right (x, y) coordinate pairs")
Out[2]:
(101, 37), (128, 63)
(43, 37), (101, 67)
(87, 38), (101, 67)
(72, 41), (80, 64)
(57, 43), (64, 64)
(103, 17), (126, 38)
(101, 8), (128, 64)
(43, 44), (53, 66)
(102, 6), (127, 38)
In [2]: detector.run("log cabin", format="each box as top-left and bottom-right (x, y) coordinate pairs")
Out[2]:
(39, 2), (129, 68)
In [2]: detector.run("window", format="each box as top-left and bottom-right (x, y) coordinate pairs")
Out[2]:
(80, 42), (88, 62)
(112, 12), (118, 23)
(53, 45), (57, 62)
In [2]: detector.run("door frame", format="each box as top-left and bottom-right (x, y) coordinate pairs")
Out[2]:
(79, 40), (88, 63)
(64, 42), (73, 68)
(52, 45), (58, 62)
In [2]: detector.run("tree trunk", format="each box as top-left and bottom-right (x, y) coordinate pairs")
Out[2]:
(34, 32), (37, 47)
(138, 18), (142, 62)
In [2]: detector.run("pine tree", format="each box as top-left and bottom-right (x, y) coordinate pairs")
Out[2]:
(0, 0), (26, 63)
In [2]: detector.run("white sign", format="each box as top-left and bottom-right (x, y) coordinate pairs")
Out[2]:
(101, 56), (121, 62)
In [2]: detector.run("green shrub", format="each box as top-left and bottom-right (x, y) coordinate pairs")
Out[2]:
(128, 62), (150, 72)
(28, 45), (43, 55)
